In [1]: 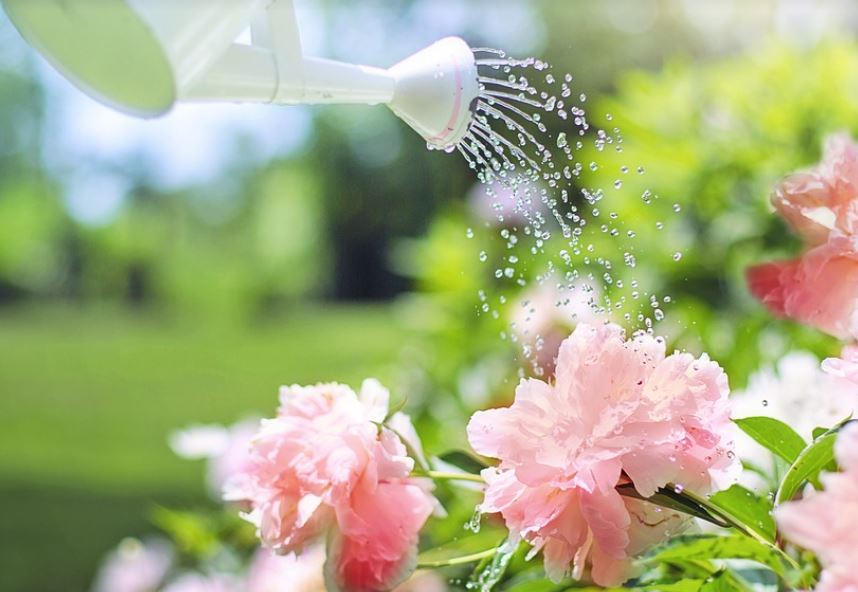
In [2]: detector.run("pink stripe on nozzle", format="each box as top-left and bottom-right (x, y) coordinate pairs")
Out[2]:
(429, 50), (464, 143)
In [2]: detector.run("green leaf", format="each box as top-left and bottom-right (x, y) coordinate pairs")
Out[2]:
(384, 396), (408, 421)
(417, 532), (501, 565)
(150, 506), (220, 557)
(437, 449), (489, 474)
(469, 539), (520, 592)
(647, 534), (788, 578)
(500, 577), (561, 592)
(700, 571), (749, 592)
(811, 426), (840, 472)
(617, 484), (730, 528)
(708, 485), (776, 542)
(734, 417), (807, 464)
(775, 426), (840, 505)
(645, 582), (706, 592)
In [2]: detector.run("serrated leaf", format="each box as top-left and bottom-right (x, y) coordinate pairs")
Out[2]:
(775, 426), (840, 505)
(709, 485), (776, 542)
(648, 534), (788, 578)
(734, 417), (806, 464)
(437, 449), (489, 474)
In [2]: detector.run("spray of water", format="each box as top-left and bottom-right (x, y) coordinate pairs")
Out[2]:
(436, 47), (682, 376)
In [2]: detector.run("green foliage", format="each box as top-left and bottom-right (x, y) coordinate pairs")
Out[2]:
(775, 423), (842, 505)
(708, 485), (776, 543)
(647, 534), (789, 580)
(616, 484), (730, 528)
(577, 41), (858, 384)
(0, 304), (404, 591)
(734, 416), (807, 464)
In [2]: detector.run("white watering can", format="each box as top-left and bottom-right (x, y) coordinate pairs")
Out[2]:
(1, 0), (480, 149)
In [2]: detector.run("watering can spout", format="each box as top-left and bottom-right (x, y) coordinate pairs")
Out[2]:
(387, 37), (479, 150)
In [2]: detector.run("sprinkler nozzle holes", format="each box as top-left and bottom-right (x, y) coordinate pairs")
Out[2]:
(387, 37), (479, 151)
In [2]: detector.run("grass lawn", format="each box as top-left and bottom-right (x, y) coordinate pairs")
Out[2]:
(0, 304), (406, 592)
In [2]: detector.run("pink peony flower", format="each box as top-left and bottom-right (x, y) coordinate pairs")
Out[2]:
(232, 380), (437, 592)
(748, 133), (858, 338)
(467, 323), (738, 586)
(823, 344), (858, 387)
(776, 422), (858, 592)
(746, 234), (858, 339)
(772, 133), (858, 246)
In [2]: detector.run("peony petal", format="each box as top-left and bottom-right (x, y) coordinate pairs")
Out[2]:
(588, 543), (636, 588)
(325, 481), (433, 592)
(359, 378), (391, 424)
(748, 235), (858, 339)
(555, 324), (663, 438)
(835, 422), (858, 473)
(578, 488), (630, 560)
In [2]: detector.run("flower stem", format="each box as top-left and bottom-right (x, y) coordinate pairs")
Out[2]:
(417, 547), (497, 568)
(421, 470), (486, 483)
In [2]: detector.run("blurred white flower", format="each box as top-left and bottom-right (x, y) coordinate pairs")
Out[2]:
(91, 538), (173, 592)
(246, 547), (326, 592)
(731, 351), (858, 490)
(169, 419), (260, 499)
(467, 182), (546, 226)
(244, 545), (447, 592)
(511, 279), (603, 339)
(161, 573), (240, 592)
(396, 570), (449, 592)
(510, 279), (604, 375)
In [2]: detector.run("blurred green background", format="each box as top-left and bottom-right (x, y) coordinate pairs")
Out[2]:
(3, 1), (858, 590)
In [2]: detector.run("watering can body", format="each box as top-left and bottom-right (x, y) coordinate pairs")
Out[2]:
(1, 0), (478, 148)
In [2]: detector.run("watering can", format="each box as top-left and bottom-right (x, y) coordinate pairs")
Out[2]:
(1, 0), (479, 149)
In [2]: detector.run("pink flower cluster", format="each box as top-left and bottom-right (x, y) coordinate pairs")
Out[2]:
(467, 323), (738, 586)
(747, 133), (858, 339)
(231, 380), (437, 592)
(776, 423), (858, 592)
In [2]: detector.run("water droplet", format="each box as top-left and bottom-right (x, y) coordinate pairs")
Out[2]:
(556, 132), (568, 149)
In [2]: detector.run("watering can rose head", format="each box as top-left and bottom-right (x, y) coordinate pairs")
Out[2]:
(228, 380), (437, 592)
(467, 322), (739, 586)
